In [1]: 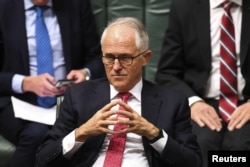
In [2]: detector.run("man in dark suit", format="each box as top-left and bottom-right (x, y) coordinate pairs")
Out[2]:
(36, 17), (201, 167)
(0, 0), (104, 166)
(155, 0), (250, 166)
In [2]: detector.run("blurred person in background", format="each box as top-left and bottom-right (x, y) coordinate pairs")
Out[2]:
(0, 0), (104, 166)
(156, 0), (250, 166)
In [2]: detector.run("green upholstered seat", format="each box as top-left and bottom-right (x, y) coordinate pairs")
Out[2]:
(0, 135), (15, 167)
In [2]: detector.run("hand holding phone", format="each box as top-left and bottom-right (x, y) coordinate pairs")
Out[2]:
(55, 79), (74, 87)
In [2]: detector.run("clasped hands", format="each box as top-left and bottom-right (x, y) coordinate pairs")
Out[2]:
(75, 100), (159, 142)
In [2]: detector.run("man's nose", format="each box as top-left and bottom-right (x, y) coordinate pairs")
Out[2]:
(112, 58), (122, 70)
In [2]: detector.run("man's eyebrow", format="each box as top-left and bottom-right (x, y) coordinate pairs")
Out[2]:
(104, 53), (133, 57)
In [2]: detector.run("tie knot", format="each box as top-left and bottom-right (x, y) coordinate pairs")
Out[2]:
(35, 6), (48, 17)
(118, 92), (131, 103)
(35, 6), (43, 17)
(221, 1), (234, 12)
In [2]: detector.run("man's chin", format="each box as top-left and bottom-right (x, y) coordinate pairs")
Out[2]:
(110, 82), (128, 91)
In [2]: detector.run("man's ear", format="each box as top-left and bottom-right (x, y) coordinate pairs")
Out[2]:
(142, 50), (152, 66)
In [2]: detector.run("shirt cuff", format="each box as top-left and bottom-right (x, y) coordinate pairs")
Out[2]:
(150, 130), (168, 154)
(83, 68), (91, 80)
(12, 74), (25, 93)
(62, 130), (84, 158)
(188, 96), (204, 107)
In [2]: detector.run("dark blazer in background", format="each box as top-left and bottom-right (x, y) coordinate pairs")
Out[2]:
(0, 0), (104, 107)
(155, 0), (250, 101)
(36, 78), (201, 167)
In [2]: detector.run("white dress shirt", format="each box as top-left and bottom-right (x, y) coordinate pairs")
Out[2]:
(189, 0), (244, 106)
(62, 79), (168, 167)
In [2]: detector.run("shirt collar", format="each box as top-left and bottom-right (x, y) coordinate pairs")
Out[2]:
(110, 79), (142, 102)
(210, 0), (242, 9)
(24, 0), (52, 10)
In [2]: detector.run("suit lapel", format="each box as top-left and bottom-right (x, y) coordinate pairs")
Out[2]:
(79, 79), (110, 120)
(194, 0), (211, 68)
(240, 0), (250, 67)
(89, 79), (110, 163)
(92, 79), (111, 109)
(141, 81), (161, 167)
(141, 81), (161, 129)
(75, 79), (110, 166)
(52, 0), (71, 71)
(12, 0), (30, 73)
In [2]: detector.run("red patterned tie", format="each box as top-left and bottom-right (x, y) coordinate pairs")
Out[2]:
(219, 1), (238, 122)
(103, 92), (131, 167)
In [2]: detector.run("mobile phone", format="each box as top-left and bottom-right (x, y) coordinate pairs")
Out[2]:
(56, 79), (74, 87)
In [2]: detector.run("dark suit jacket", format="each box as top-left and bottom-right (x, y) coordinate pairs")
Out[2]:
(155, 0), (250, 101)
(36, 78), (201, 167)
(0, 0), (104, 107)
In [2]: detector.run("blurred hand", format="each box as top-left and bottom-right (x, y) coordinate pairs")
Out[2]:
(67, 69), (89, 83)
(191, 101), (222, 131)
(228, 102), (250, 131)
(22, 73), (63, 97)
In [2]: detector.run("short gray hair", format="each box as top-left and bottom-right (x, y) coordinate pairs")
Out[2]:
(101, 17), (149, 52)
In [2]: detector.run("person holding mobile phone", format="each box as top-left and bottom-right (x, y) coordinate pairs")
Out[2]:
(56, 79), (75, 88)
(0, 0), (104, 166)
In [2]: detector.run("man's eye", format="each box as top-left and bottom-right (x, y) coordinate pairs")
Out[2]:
(119, 57), (131, 61)
(105, 56), (115, 60)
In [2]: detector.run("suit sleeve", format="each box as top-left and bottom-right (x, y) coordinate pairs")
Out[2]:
(151, 88), (202, 167)
(36, 89), (77, 167)
(79, 0), (104, 79)
(162, 94), (201, 166)
(0, 1), (17, 95)
(155, 0), (197, 97)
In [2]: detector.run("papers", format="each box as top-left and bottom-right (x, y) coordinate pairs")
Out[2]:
(11, 96), (57, 125)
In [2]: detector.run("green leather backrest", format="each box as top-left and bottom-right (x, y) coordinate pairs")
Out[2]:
(91, 0), (171, 82)
(0, 136), (15, 167)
